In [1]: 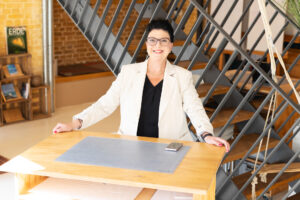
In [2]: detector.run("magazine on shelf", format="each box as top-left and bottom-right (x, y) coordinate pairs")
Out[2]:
(6, 26), (28, 54)
(2, 64), (23, 78)
(1, 83), (21, 102)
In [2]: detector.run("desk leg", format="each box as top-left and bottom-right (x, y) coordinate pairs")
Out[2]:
(193, 177), (216, 200)
(16, 173), (47, 194)
(135, 188), (157, 200)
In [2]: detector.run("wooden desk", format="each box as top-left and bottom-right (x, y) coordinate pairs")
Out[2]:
(0, 131), (225, 200)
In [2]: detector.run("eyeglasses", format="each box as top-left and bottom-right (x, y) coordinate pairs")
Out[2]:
(146, 37), (171, 46)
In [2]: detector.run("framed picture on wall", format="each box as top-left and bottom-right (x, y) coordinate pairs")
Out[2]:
(2, 64), (24, 78)
(6, 26), (28, 54)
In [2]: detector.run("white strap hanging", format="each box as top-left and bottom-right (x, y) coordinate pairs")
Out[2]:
(251, 0), (300, 199)
(257, 0), (300, 104)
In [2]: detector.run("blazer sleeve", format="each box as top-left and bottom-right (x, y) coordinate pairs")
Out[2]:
(73, 67), (126, 129)
(181, 71), (214, 137)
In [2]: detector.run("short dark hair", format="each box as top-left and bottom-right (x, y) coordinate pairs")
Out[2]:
(145, 19), (174, 42)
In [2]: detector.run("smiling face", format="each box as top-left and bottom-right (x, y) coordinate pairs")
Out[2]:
(146, 29), (173, 62)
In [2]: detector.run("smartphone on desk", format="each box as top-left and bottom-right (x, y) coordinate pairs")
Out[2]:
(165, 142), (183, 152)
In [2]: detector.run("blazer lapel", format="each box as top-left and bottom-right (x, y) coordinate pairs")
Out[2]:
(159, 61), (176, 121)
(132, 61), (147, 121)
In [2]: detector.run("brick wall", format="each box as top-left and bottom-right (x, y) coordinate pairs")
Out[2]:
(53, 0), (101, 67)
(0, 0), (43, 76)
(53, 0), (151, 67)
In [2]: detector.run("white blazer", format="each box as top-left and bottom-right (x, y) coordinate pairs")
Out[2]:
(74, 60), (214, 141)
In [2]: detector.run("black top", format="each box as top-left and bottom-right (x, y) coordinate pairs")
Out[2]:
(137, 76), (163, 138)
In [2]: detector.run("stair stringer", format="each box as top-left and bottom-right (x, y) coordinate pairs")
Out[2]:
(57, 0), (133, 75)
(216, 167), (247, 200)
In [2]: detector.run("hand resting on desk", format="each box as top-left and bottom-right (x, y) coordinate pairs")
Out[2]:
(202, 135), (230, 152)
(53, 119), (82, 134)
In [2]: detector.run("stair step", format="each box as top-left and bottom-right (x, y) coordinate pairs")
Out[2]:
(232, 171), (300, 199)
(288, 63), (300, 79)
(207, 109), (253, 128)
(176, 60), (207, 70)
(287, 192), (300, 200)
(284, 34), (300, 44)
(223, 134), (279, 163)
(259, 162), (300, 174)
(190, 109), (253, 134)
(111, 19), (149, 32)
(286, 49), (300, 62)
(225, 70), (300, 94)
(197, 83), (230, 98)
(225, 70), (271, 95)
(204, 107), (215, 112)
(251, 97), (273, 112)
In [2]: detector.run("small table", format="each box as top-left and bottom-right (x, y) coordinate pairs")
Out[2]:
(0, 131), (225, 200)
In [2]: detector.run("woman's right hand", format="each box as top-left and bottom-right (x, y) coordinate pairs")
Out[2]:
(52, 119), (82, 134)
(52, 122), (73, 134)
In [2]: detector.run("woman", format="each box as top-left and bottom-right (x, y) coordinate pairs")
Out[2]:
(53, 19), (230, 152)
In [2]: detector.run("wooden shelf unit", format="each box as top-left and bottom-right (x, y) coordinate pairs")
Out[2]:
(0, 53), (50, 125)
(31, 85), (51, 120)
(0, 54), (31, 125)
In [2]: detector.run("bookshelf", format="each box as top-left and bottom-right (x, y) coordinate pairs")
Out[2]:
(31, 85), (51, 120)
(0, 53), (50, 125)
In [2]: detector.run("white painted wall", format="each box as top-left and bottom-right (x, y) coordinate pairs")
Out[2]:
(210, 0), (243, 51)
(246, 0), (285, 54)
(55, 75), (115, 108)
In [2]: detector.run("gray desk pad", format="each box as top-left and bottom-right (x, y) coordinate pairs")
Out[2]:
(56, 136), (190, 173)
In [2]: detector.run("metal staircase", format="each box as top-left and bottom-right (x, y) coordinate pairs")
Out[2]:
(56, 0), (300, 199)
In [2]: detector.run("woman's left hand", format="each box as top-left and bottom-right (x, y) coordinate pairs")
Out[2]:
(204, 136), (230, 152)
